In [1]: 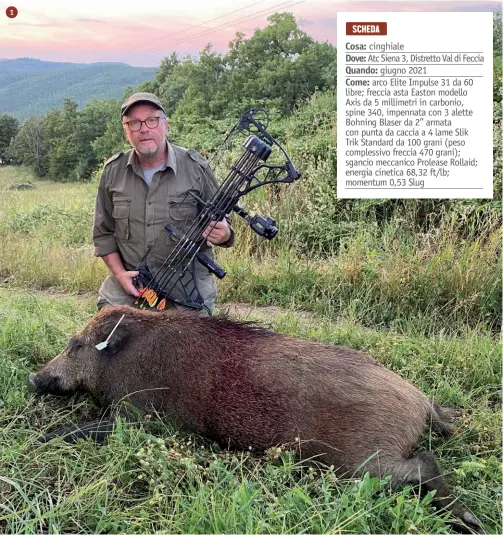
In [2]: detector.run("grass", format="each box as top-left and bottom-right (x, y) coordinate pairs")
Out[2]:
(0, 167), (500, 335)
(0, 164), (501, 533)
(216, 229), (501, 336)
(0, 167), (107, 293)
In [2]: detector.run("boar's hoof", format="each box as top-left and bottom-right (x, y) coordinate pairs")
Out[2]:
(460, 512), (485, 535)
(450, 508), (485, 534)
(38, 419), (116, 444)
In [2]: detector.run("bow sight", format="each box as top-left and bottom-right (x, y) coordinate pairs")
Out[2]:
(133, 108), (302, 311)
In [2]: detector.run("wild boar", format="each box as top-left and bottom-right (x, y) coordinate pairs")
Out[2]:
(29, 305), (482, 532)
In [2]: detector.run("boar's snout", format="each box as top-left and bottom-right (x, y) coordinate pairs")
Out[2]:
(28, 372), (37, 389)
(28, 370), (71, 397)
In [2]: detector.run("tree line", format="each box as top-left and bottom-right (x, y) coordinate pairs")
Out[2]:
(0, 10), (501, 182)
(0, 14), (335, 181)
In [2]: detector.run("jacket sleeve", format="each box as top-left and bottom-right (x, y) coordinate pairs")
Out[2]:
(93, 169), (119, 257)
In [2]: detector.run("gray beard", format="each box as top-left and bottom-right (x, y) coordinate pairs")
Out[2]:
(137, 145), (159, 157)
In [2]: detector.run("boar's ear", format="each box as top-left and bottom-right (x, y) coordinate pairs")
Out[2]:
(101, 324), (130, 356)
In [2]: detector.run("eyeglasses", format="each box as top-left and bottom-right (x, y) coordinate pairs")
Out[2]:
(123, 116), (163, 132)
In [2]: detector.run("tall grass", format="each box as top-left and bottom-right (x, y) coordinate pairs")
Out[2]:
(217, 218), (501, 335)
(0, 163), (500, 335)
(0, 169), (107, 293)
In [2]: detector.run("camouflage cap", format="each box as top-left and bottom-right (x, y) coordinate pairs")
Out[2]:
(121, 92), (166, 116)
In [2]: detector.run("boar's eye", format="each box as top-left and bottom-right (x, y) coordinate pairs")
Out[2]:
(68, 338), (84, 352)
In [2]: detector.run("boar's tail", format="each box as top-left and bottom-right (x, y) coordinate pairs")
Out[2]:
(429, 400), (463, 437)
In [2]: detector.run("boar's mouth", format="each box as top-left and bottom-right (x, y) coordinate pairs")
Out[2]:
(29, 373), (75, 397)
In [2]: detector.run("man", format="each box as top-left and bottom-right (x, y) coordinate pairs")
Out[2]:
(93, 92), (234, 315)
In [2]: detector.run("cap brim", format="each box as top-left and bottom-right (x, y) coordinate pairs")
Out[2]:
(121, 101), (164, 116)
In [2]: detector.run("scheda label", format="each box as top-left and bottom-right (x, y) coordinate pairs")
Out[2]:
(337, 12), (493, 199)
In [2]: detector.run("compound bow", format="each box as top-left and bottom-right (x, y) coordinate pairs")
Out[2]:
(132, 108), (302, 312)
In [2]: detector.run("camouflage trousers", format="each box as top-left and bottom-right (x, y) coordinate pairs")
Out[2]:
(96, 274), (212, 317)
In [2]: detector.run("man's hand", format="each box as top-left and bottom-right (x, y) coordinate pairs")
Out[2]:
(115, 270), (140, 297)
(101, 252), (141, 297)
(202, 219), (231, 245)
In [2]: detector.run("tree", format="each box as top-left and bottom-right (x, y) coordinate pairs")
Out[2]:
(10, 116), (47, 176)
(158, 56), (197, 117)
(41, 99), (80, 181)
(165, 12), (337, 120)
(0, 114), (20, 163)
(10, 97), (120, 181)
(224, 12), (336, 115)
(91, 97), (129, 163)
(149, 52), (180, 94)
(172, 45), (229, 120)
(73, 99), (120, 180)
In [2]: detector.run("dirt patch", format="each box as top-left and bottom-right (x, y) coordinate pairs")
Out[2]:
(6, 183), (36, 191)
(215, 301), (316, 324)
(0, 283), (318, 327)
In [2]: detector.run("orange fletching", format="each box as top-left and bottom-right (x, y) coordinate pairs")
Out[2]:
(146, 290), (158, 307)
(157, 299), (166, 310)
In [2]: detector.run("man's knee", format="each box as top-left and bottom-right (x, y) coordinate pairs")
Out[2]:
(172, 302), (213, 316)
(96, 296), (113, 311)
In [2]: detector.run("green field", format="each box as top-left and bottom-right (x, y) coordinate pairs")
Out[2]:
(0, 159), (500, 534)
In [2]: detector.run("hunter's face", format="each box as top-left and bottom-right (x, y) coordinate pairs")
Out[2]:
(122, 103), (168, 159)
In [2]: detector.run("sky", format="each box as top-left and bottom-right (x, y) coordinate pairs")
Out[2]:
(0, 0), (500, 67)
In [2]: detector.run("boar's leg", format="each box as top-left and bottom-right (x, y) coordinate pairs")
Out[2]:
(38, 418), (116, 444)
(430, 401), (463, 437)
(37, 404), (145, 444)
(383, 451), (483, 534)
